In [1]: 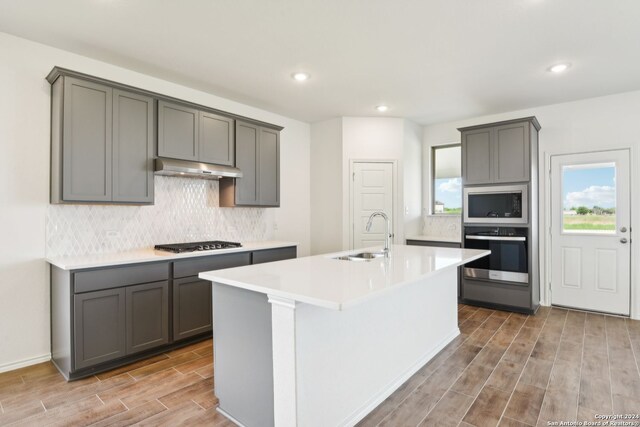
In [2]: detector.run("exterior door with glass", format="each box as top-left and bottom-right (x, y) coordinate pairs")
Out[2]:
(550, 150), (631, 315)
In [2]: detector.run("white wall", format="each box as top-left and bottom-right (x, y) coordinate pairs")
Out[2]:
(310, 118), (343, 254)
(309, 117), (423, 254)
(342, 117), (406, 249)
(422, 90), (640, 319)
(403, 119), (423, 236)
(0, 32), (311, 370)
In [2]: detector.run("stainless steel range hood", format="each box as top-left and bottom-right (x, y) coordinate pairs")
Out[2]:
(154, 158), (242, 179)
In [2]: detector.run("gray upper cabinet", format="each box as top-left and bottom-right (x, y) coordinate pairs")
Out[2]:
(219, 121), (280, 207)
(462, 128), (492, 185)
(158, 102), (236, 167)
(50, 75), (154, 204)
(113, 90), (154, 203)
(259, 127), (280, 206)
(460, 117), (539, 185)
(61, 77), (113, 202)
(199, 111), (235, 166)
(493, 122), (530, 183)
(234, 121), (259, 205)
(157, 101), (199, 161)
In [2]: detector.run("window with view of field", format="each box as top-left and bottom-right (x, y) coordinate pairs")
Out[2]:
(562, 163), (616, 232)
(432, 144), (461, 214)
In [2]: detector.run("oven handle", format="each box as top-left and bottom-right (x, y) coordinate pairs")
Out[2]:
(465, 235), (526, 242)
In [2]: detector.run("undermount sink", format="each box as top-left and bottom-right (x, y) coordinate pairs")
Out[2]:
(333, 251), (386, 262)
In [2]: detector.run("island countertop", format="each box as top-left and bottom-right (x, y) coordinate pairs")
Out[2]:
(200, 244), (489, 310)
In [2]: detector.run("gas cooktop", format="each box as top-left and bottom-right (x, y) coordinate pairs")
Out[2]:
(154, 240), (242, 253)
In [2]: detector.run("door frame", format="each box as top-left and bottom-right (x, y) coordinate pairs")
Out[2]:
(348, 159), (399, 250)
(543, 148), (635, 317)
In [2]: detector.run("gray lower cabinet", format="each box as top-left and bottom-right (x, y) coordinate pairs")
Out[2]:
(460, 117), (540, 185)
(51, 246), (296, 380)
(74, 288), (126, 370)
(126, 281), (169, 354)
(50, 75), (154, 204)
(173, 277), (213, 341)
(219, 121), (280, 207)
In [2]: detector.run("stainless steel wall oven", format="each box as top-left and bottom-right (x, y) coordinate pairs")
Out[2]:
(464, 227), (528, 284)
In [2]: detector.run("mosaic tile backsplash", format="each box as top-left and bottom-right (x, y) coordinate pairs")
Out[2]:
(46, 176), (271, 257)
(423, 215), (462, 239)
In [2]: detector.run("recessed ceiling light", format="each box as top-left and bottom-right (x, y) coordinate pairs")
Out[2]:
(291, 72), (310, 82)
(375, 105), (389, 112)
(549, 63), (570, 73)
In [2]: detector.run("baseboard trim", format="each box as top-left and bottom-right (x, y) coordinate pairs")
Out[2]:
(217, 407), (247, 427)
(340, 327), (461, 427)
(0, 353), (52, 374)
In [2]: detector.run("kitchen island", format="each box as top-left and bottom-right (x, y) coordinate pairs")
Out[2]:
(199, 245), (489, 427)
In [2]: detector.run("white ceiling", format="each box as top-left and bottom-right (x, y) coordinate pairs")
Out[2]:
(2, 0), (640, 124)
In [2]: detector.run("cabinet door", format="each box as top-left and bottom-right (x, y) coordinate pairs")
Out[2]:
(234, 121), (259, 205)
(173, 276), (212, 341)
(493, 122), (530, 183)
(62, 77), (112, 202)
(126, 281), (169, 354)
(258, 127), (280, 206)
(462, 128), (492, 185)
(199, 112), (234, 166)
(74, 288), (126, 369)
(112, 90), (154, 203)
(158, 101), (199, 161)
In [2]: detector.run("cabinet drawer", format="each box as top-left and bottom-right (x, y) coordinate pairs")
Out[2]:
(173, 252), (251, 279)
(74, 262), (169, 294)
(463, 278), (530, 309)
(252, 247), (297, 264)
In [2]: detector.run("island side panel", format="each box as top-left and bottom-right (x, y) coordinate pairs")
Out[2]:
(212, 282), (275, 427)
(295, 268), (459, 427)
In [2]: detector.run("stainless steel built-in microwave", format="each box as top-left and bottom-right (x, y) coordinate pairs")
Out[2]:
(463, 184), (528, 224)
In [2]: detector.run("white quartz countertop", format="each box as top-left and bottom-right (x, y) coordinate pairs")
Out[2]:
(200, 245), (489, 310)
(405, 235), (462, 243)
(46, 241), (298, 270)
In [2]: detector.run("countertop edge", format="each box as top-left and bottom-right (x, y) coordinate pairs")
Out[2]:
(201, 247), (490, 311)
(405, 235), (462, 243)
(46, 241), (299, 270)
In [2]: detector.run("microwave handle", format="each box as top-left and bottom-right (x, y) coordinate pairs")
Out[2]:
(465, 235), (526, 242)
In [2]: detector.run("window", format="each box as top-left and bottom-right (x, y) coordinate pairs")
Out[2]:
(432, 144), (461, 214)
(562, 162), (616, 233)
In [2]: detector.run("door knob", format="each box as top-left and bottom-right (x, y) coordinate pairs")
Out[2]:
(620, 227), (628, 233)
(620, 238), (628, 244)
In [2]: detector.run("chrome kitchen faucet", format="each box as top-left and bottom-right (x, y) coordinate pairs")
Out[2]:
(366, 212), (393, 254)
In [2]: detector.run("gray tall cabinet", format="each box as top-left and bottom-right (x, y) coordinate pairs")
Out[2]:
(50, 75), (154, 204)
(460, 117), (541, 314)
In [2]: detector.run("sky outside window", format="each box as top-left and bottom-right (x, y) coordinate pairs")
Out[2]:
(562, 163), (616, 232)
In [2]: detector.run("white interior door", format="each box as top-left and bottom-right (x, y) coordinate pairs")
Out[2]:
(352, 162), (393, 250)
(550, 150), (631, 315)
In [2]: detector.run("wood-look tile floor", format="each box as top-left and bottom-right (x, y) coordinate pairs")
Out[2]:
(359, 304), (640, 427)
(0, 339), (232, 426)
(1, 305), (640, 426)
